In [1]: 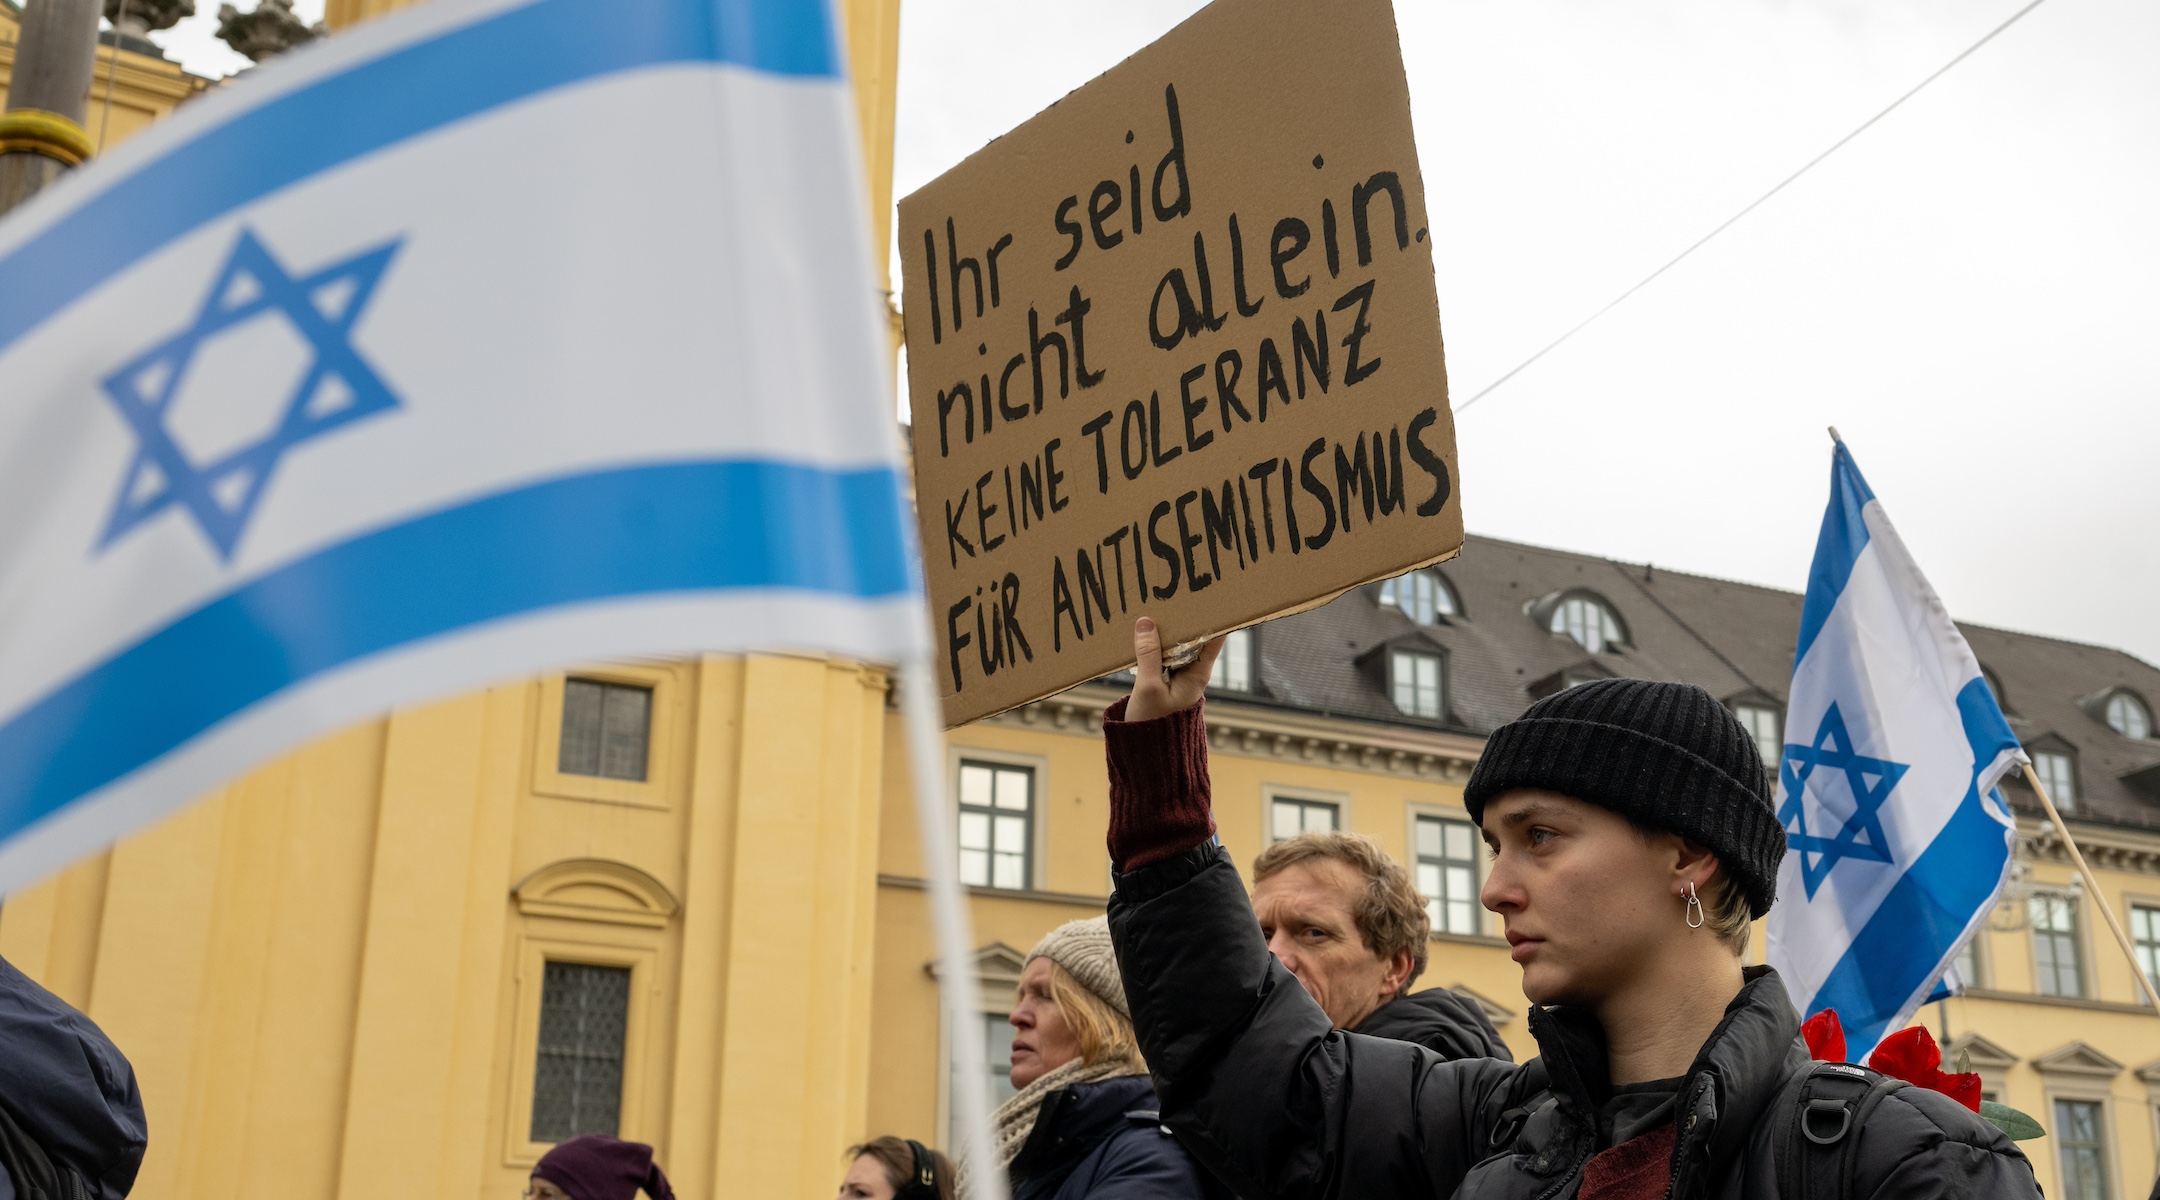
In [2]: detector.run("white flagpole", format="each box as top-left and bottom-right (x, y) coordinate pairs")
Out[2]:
(2022, 762), (2160, 1009)
(898, 648), (1009, 1200)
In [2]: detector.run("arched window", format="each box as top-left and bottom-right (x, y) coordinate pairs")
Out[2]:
(1378, 570), (1457, 626)
(1549, 594), (1623, 654)
(2104, 691), (2152, 740)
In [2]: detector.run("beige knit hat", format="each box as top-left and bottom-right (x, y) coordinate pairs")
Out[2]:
(1027, 916), (1128, 1018)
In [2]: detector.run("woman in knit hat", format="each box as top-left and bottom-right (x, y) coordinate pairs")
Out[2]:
(525, 1135), (673, 1200)
(960, 915), (1213, 1200)
(1099, 618), (2038, 1200)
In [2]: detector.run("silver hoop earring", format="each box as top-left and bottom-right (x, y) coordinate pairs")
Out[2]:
(1684, 881), (1705, 929)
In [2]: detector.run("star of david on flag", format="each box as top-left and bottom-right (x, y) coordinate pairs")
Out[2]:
(1779, 703), (1907, 897)
(100, 229), (403, 560)
(0, 0), (924, 896)
(1764, 440), (2025, 1055)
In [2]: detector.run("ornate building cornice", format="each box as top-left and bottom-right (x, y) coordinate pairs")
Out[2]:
(2018, 822), (2160, 877)
(976, 683), (1486, 784)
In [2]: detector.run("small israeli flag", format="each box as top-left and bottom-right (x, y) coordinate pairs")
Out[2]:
(1765, 440), (2023, 1053)
(0, 0), (920, 894)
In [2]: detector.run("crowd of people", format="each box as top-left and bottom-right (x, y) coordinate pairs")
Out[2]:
(0, 613), (2055, 1200)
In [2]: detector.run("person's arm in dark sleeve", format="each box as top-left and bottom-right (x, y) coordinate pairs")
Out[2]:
(1101, 626), (1514, 1199)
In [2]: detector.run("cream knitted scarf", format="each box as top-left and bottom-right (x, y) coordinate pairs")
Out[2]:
(955, 1057), (1141, 1200)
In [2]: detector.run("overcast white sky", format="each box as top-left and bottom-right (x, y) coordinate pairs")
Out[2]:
(889, 0), (2160, 668)
(157, 0), (2157, 666)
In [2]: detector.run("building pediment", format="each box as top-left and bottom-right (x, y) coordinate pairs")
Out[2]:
(2031, 1041), (2124, 1077)
(1946, 1033), (2019, 1072)
(512, 858), (678, 928)
(1527, 659), (1614, 702)
(1449, 984), (1515, 1028)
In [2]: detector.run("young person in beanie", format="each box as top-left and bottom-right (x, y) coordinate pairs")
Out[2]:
(1101, 618), (2039, 1200)
(962, 915), (1214, 1200)
(527, 1135), (673, 1200)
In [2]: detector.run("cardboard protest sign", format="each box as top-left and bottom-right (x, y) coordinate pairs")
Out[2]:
(900, 0), (1461, 727)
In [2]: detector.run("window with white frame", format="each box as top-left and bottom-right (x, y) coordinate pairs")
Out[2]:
(1951, 934), (1982, 990)
(559, 678), (653, 781)
(1379, 570), (1456, 625)
(2032, 749), (2079, 812)
(2132, 904), (2160, 1006)
(950, 1011), (1020, 1150)
(2030, 892), (2084, 998)
(957, 760), (1033, 890)
(1733, 703), (1782, 769)
(1549, 594), (1623, 653)
(1390, 649), (1443, 719)
(1270, 796), (1339, 843)
(530, 961), (630, 1142)
(1210, 628), (1254, 692)
(1415, 815), (1479, 936)
(2105, 691), (2152, 739)
(2052, 1098), (2110, 1200)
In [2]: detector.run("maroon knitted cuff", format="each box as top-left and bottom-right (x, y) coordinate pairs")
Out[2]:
(1103, 696), (1215, 872)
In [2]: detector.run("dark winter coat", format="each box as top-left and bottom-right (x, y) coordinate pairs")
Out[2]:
(0, 955), (146, 1200)
(1009, 1074), (1216, 1200)
(1355, 986), (1511, 1062)
(1107, 843), (2041, 1200)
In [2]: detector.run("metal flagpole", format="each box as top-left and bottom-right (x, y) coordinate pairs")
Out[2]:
(2021, 762), (2160, 1009)
(898, 648), (1010, 1200)
(0, 0), (105, 215)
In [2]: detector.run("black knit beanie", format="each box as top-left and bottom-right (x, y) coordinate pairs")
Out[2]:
(1463, 678), (1785, 918)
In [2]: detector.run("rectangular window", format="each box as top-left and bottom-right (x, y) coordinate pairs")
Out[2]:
(2132, 905), (2160, 1006)
(531, 961), (631, 1142)
(1390, 649), (1443, 718)
(559, 678), (653, 781)
(2033, 750), (2078, 813)
(951, 1012), (1019, 1150)
(2030, 893), (2084, 998)
(1951, 935), (1982, 990)
(1415, 815), (1480, 936)
(1733, 704), (1782, 768)
(1270, 797), (1339, 843)
(2053, 1098), (2110, 1200)
(957, 761), (1033, 890)
(1209, 628), (1254, 692)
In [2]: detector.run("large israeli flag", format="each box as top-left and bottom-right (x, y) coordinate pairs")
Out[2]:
(1765, 441), (2023, 1053)
(0, 0), (920, 894)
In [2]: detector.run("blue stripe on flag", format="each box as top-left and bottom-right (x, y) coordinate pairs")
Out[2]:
(1804, 677), (2020, 1050)
(1792, 442), (1879, 669)
(0, 0), (839, 359)
(0, 459), (913, 842)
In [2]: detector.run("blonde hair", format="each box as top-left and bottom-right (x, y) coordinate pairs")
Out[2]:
(1700, 869), (1752, 955)
(1034, 960), (1146, 1074)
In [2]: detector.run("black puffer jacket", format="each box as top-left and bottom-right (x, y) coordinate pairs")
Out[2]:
(1354, 987), (1511, 1062)
(1009, 1074), (1218, 1200)
(1108, 844), (2040, 1200)
(0, 955), (146, 1200)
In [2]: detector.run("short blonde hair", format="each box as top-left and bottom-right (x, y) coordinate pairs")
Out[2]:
(1036, 960), (1145, 1074)
(1701, 869), (1752, 955)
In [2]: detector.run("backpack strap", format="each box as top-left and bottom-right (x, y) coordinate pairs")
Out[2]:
(1773, 1062), (1907, 1200)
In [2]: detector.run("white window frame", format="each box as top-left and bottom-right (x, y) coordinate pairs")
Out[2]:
(1209, 627), (1255, 692)
(2029, 889), (2088, 1000)
(1408, 803), (1485, 938)
(1262, 784), (1350, 845)
(2032, 749), (2079, 813)
(2104, 691), (2152, 740)
(1549, 594), (1623, 653)
(2043, 1090), (2120, 1200)
(1389, 648), (1444, 719)
(1379, 570), (1455, 625)
(1732, 703), (1783, 769)
(932, 945), (1028, 1156)
(948, 746), (1050, 893)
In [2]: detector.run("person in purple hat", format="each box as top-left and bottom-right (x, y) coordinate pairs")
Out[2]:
(525, 1135), (674, 1200)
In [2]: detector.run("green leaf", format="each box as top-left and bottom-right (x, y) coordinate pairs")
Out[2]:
(1980, 1100), (2045, 1141)
(1954, 1048), (1973, 1075)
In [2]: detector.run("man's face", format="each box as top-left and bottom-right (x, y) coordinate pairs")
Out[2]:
(1251, 857), (1411, 1030)
(1479, 789), (1682, 1006)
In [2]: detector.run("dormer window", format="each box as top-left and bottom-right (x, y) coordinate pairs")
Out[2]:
(2032, 748), (2078, 813)
(1209, 628), (1254, 692)
(1732, 703), (1783, 768)
(1379, 569), (1457, 626)
(2104, 691), (2152, 740)
(1549, 594), (1624, 654)
(1390, 649), (1444, 719)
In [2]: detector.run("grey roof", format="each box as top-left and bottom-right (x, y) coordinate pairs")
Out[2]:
(1227, 534), (2160, 832)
